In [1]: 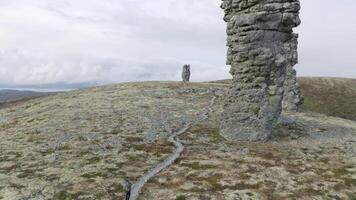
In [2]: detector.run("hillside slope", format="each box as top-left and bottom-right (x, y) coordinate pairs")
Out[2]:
(0, 80), (355, 200)
(0, 90), (52, 103)
(298, 77), (356, 121)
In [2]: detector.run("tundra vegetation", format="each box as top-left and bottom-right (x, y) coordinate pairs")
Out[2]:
(0, 80), (355, 199)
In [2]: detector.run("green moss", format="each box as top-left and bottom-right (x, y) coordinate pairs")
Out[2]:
(86, 156), (101, 164)
(127, 155), (142, 162)
(239, 173), (251, 180)
(333, 183), (344, 191)
(333, 166), (352, 177)
(344, 178), (356, 187)
(45, 174), (60, 182)
(6, 151), (23, 158)
(181, 162), (217, 170)
(234, 182), (262, 190)
(175, 195), (187, 200)
(9, 182), (25, 189)
(300, 188), (324, 196)
(53, 191), (86, 200)
(190, 122), (224, 143)
(347, 192), (356, 200)
(0, 156), (9, 162)
(319, 157), (330, 164)
(131, 143), (172, 154)
(80, 171), (107, 179)
(105, 125), (124, 135)
(125, 136), (142, 143)
(107, 182), (125, 193)
(204, 174), (225, 192)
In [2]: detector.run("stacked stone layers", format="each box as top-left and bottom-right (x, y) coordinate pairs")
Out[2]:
(221, 0), (301, 141)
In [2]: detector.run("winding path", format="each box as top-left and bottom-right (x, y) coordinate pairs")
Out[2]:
(128, 94), (216, 200)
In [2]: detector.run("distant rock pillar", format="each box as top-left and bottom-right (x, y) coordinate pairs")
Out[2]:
(220, 0), (301, 141)
(182, 64), (191, 83)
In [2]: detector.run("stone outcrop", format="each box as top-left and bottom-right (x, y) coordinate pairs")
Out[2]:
(220, 0), (301, 141)
(182, 64), (191, 83)
(283, 65), (304, 112)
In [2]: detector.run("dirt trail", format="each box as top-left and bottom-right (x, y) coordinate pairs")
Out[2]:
(128, 94), (216, 200)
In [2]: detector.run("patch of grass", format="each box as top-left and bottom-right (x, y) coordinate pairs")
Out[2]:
(299, 77), (356, 121)
(57, 144), (71, 151)
(131, 142), (172, 155)
(107, 182), (125, 193)
(17, 168), (39, 178)
(234, 182), (262, 190)
(0, 163), (21, 172)
(180, 162), (217, 170)
(125, 136), (142, 143)
(239, 173), (251, 180)
(80, 171), (107, 179)
(127, 154), (142, 162)
(344, 178), (356, 187)
(347, 192), (356, 200)
(319, 157), (330, 164)
(203, 174), (224, 192)
(175, 195), (187, 200)
(105, 125), (124, 135)
(333, 183), (345, 191)
(190, 122), (223, 142)
(53, 191), (86, 200)
(299, 188), (324, 196)
(0, 156), (9, 162)
(45, 174), (60, 182)
(86, 156), (101, 164)
(9, 182), (25, 189)
(333, 166), (353, 177)
(7, 151), (23, 158)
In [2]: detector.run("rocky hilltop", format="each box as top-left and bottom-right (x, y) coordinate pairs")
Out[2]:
(0, 79), (355, 200)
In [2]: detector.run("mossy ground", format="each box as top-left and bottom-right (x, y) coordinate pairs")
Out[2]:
(0, 80), (355, 200)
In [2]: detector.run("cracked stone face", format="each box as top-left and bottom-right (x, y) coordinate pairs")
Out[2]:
(220, 0), (301, 141)
(283, 65), (304, 112)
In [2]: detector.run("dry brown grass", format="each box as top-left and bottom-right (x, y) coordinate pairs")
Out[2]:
(298, 77), (356, 121)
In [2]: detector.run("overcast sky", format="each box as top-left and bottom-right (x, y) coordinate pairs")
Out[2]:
(0, 0), (355, 88)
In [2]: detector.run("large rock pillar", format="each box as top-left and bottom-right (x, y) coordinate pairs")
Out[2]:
(220, 0), (301, 141)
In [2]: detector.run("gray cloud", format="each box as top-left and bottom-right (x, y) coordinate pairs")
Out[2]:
(0, 0), (355, 88)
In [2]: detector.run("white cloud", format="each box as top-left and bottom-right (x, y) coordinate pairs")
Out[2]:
(0, 0), (355, 88)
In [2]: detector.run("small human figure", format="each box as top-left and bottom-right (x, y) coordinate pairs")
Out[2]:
(182, 64), (191, 83)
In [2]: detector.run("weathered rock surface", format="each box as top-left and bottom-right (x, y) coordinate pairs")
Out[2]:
(182, 64), (191, 83)
(283, 66), (304, 112)
(221, 0), (301, 141)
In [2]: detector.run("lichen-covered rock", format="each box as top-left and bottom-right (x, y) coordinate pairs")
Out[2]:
(220, 0), (301, 141)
